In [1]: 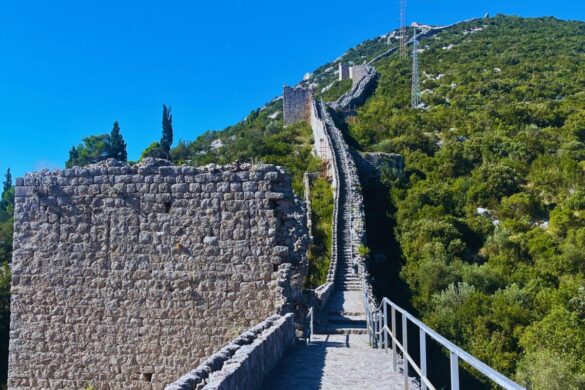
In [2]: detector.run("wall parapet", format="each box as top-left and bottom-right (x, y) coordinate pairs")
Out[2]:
(165, 313), (295, 390)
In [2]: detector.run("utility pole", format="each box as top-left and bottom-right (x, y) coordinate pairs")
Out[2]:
(399, 0), (407, 58)
(411, 26), (420, 109)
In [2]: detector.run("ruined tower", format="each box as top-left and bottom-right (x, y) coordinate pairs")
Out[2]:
(283, 86), (312, 126)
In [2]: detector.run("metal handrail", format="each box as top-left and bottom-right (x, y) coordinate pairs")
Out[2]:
(305, 307), (314, 344)
(363, 288), (525, 390)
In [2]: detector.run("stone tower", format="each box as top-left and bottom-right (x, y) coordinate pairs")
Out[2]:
(283, 86), (312, 126)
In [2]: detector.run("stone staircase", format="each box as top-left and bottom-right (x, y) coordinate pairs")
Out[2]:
(315, 101), (368, 336)
(260, 100), (408, 389)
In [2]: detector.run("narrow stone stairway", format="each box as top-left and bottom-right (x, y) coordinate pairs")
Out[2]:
(260, 101), (411, 389)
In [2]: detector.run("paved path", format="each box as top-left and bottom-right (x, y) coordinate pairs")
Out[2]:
(261, 334), (407, 390)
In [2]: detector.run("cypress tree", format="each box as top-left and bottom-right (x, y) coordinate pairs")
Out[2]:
(160, 105), (173, 158)
(2, 169), (10, 194)
(66, 147), (79, 169)
(109, 121), (128, 162)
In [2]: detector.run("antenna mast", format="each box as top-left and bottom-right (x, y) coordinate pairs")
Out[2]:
(411, 26), (420, 108)
(399, 0), (407, 58)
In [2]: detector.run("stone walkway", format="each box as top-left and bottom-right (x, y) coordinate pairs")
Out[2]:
(261, 334), (407, 390)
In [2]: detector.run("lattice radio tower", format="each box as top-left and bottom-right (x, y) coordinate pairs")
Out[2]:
(411, 26), (421, 108)
(399, 0), (407, 58)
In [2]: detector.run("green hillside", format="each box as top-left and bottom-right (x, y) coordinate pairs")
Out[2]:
(348, 15), (585, 388)
(54, 14), (585, 389)
(178, 15), (585, 388)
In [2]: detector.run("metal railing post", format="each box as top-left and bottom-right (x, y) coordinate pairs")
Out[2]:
(420, 329), (427, 390)
(450, 352), (460, 390)
(366, 297), (525, 390)
(383, 301), (388, 353)
(402, 315), (409, 390)
(310, 308), (314, 344)
(392, 306), (397, 372)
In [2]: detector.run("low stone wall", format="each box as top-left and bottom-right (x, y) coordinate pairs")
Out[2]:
(166, 314), (295, 390)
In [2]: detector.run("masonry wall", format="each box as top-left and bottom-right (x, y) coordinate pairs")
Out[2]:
(309, 100), (336, 187)
(349, 64), (369, 85)
(283, 86), (312, 126)
(8, 159), (308, 390)
(338, 63), (350, 81)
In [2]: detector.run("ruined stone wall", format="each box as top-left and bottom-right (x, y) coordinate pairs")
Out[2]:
(349, 64), (369, 85)
(338, 63), (350, 81)
(330, 66), (379, 112)
(8, 159), (308, 390)
(283, 86), (312, 126)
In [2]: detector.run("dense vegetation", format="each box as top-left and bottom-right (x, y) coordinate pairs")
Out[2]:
(319, 79), (353, 103)
(306, 177), (334, 288)
(0, 171), (13, 387)
(348, 16), (585, 388)
(169, 101), (322, 195)
(66, 121), (127, 168)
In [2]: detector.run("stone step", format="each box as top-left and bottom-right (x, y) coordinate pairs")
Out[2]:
(334, 284), (361, 289)
(328, 310), (365, 317)
(327, 315), (367, 326)
(316, 326), (368, 335)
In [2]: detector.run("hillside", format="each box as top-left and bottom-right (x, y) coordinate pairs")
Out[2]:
(172, 15), (585, 388)
(348, 15), (585, 388)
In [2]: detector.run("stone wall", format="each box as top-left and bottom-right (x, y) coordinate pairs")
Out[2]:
(338, 63), (350, 81)
(356, 152), (405, 181)
(283, 86), (312, 126)
(309, 99), (336, 187)
(349, 64), (369, 86)
(8, 159), (309, 390)
(330, 66), (379, 112)
(166, 313), (294, 390)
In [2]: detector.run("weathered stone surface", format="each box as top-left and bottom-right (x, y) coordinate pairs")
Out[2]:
(9, 160), (309, 390)
(166, 313), (295, 390)
(283, 86), (312, 126)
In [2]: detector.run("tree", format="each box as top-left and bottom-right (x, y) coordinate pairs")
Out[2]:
(140, 142), (167, 160)
(66, 122), (129, 167)
(65, 134), (110, 168)
(108, 122), (127, 162)
(160, 105), (173, 158)
(2, 170), (10, 195)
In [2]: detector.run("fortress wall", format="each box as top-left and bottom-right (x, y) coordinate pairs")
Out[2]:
(8, 159), (308, 390)
(338, 63), (350, 81)
(283, 86), (312, 126)
(349, 64), (369, 85)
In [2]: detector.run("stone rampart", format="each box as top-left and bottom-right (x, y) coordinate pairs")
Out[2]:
(8, 158), (308, 390)
(338, 63), (350, 81)
(309, 99), (336, 187)
(349, 64), (369, 86)
(283, 86), (312, 126)
(165, 313), (294, 390)
(330, 66), (379, 111)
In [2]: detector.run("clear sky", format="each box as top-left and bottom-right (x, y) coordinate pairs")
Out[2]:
(1, 0), (584, 179)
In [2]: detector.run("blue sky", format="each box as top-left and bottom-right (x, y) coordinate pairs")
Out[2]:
(1, 0), (584, 179)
